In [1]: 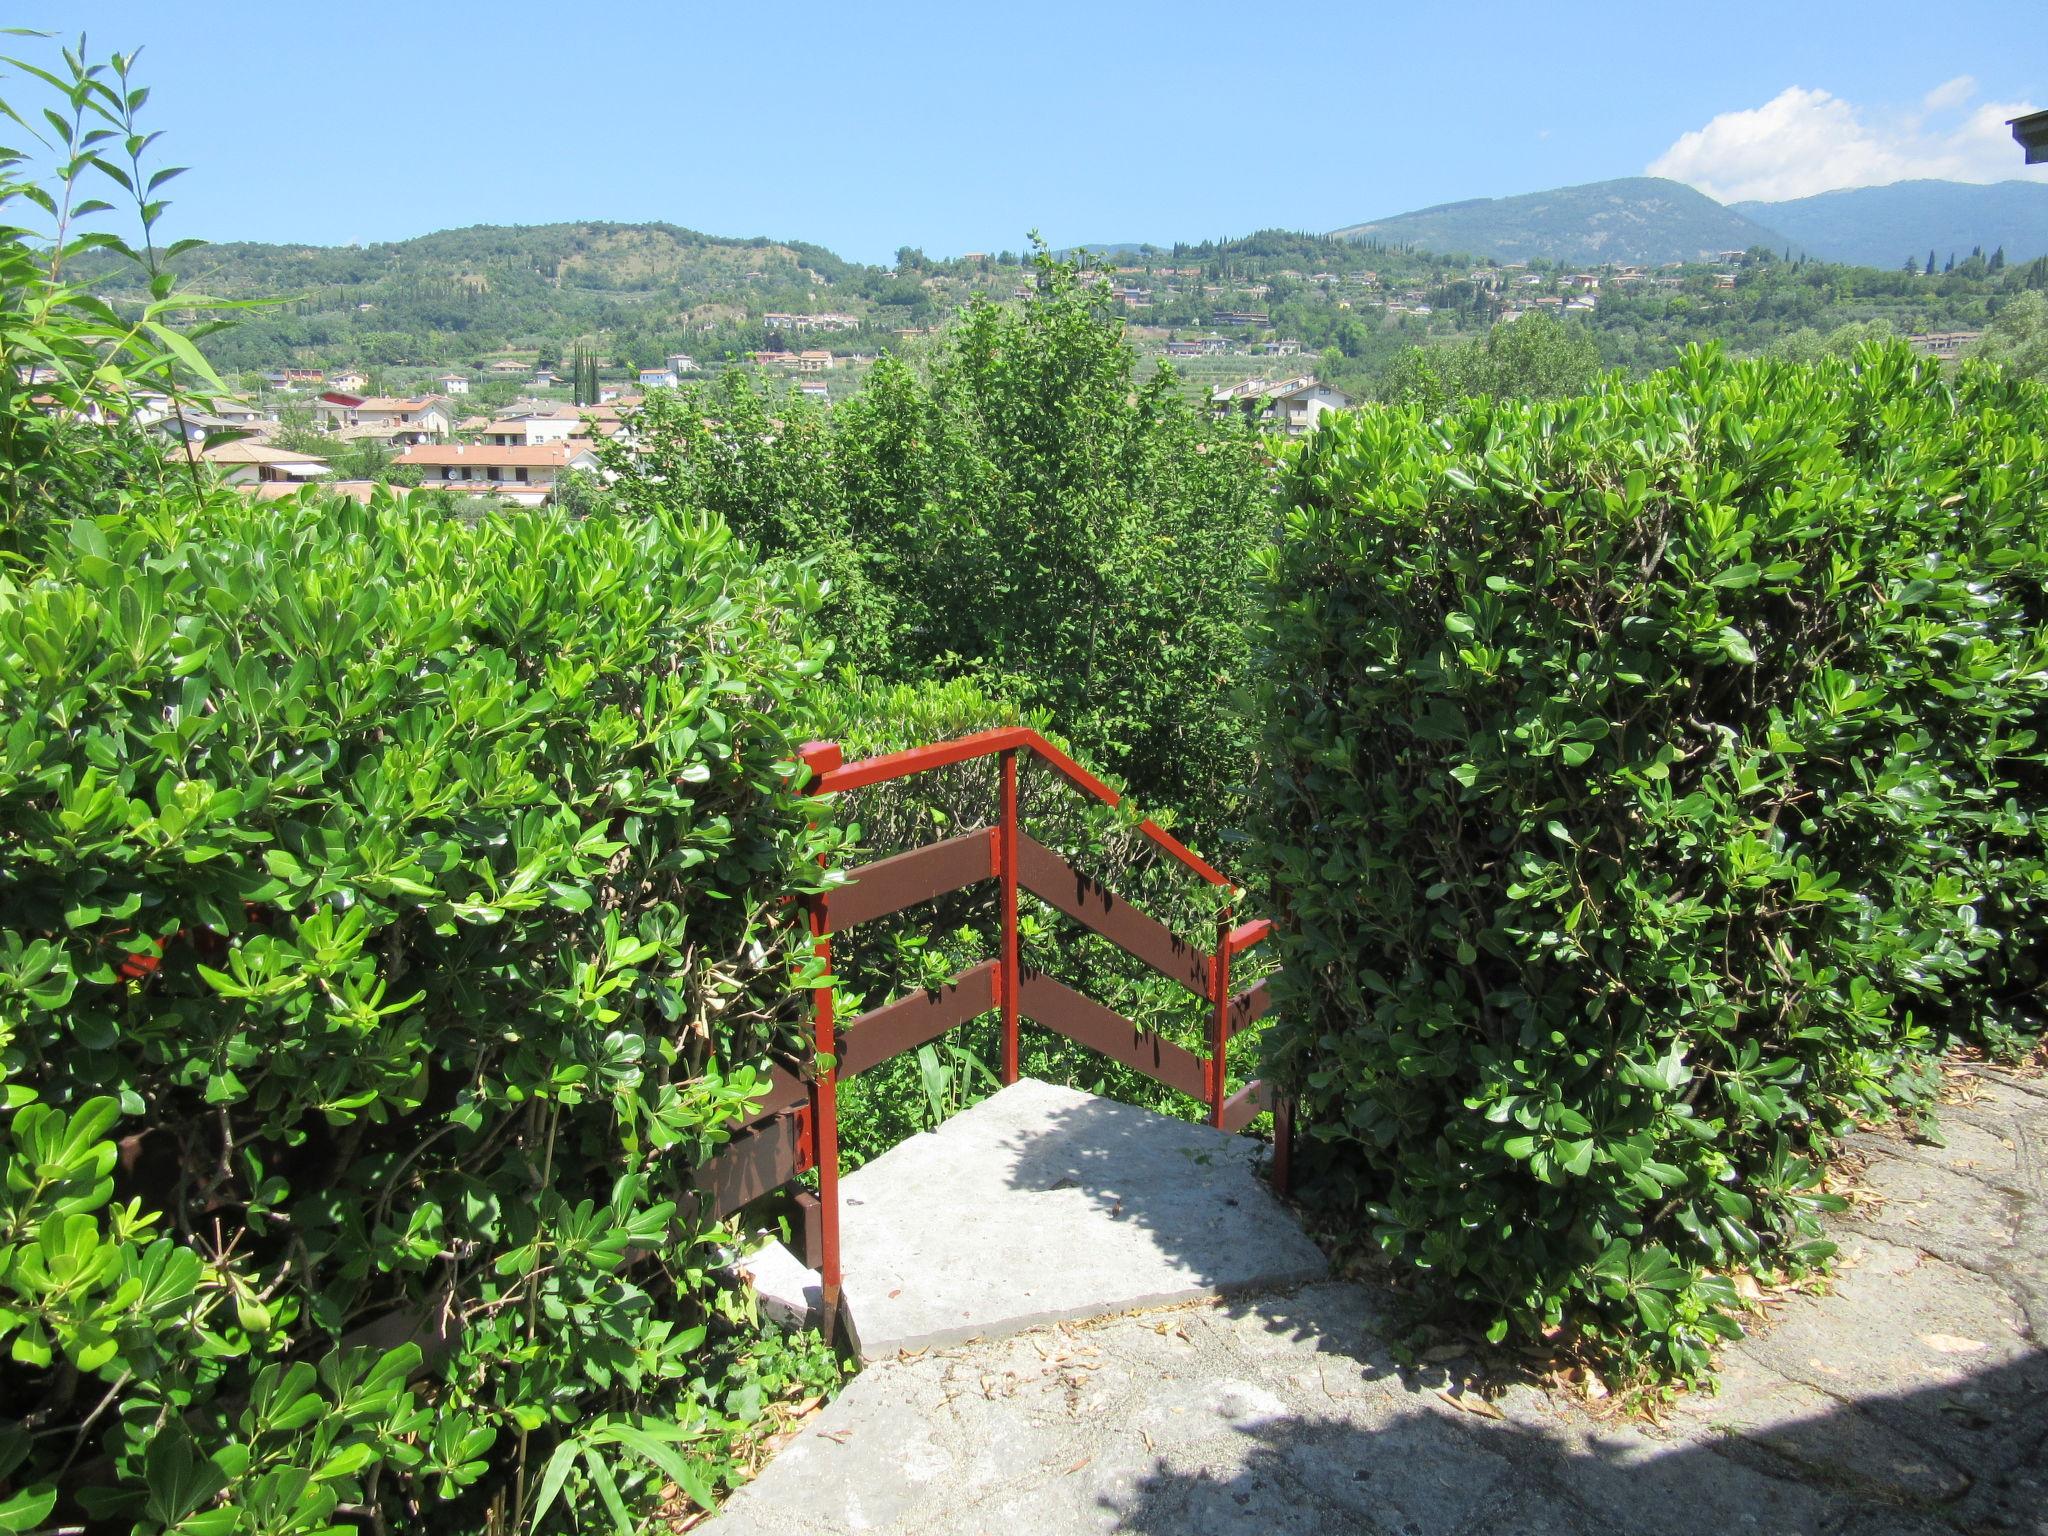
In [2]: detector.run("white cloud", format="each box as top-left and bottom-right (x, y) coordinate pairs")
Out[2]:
(1647, 79), (2045, 203)
(1921, 75), (1976, 114)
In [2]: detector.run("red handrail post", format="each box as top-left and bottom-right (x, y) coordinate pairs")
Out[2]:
(997, 747), (1021, 1085)
(1207, 909), (1231, 1130)
(797, 741), (844, 1338)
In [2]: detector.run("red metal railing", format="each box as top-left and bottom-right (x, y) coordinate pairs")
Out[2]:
(691, 728), (1291, 1334)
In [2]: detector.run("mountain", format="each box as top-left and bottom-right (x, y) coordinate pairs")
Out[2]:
(1330, 177), (1792, 265)
(1733, 180), (2048, 268)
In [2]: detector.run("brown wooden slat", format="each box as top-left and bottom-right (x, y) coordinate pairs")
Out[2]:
(1227, 977), (1273, 1036)
(1219, 1078), (1271, 1134)
(820, 828), (995, 934)
(694, 1110), (805, 1219)
(1018, 971), (1207, 1100)
(1016, 834), (1211, 998)
(737, 1059), (811, 1128)
(837, 960), (999, 1077)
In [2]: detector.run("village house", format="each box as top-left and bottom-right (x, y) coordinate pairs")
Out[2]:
(437, 372), (471, 395)
(1253, 339), (1302, 357)
(1909, 330), (1982, 357)
(485, 358), (529, 376)
(666, 353), (699, 375)
(206, 397), (274, 429)
(797, 378), (831, 404)
(1209, 376), (1351, 436)
(394, 440), (601, 507)
(1212, 310), (1270, 328)
(329, 370), (369, 394)
(189, 439), (332, 486)
(313, 394), (452, 444)
(637, 366), (680, 389)
(474, 410), (581, 447)
(1165, 336), (1229, 358)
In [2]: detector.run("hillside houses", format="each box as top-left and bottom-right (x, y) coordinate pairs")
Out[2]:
(763, 312), (861, 333)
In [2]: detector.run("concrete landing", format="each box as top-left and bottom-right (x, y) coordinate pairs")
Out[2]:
(708, 1066), (2048, 1536)
(835, 1079), (1327, 1359)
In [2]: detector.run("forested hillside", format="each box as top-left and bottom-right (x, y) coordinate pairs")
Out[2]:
(1734, 179), (2048, 268)
(81, 221), (1009, 373)
(1330, 177), (1790, 264)
(73, 205), (2048, 399)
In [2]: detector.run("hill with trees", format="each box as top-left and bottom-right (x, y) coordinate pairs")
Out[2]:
(80, 221), (1026, 375)
(1732, 179), (2048, 268)
(1329, 177), (1792, 264)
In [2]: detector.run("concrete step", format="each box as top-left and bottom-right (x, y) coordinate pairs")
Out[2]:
(824, 1078), (1326, 1359)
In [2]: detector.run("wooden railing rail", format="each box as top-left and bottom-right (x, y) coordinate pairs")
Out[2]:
(690, 730), (1292, 1335)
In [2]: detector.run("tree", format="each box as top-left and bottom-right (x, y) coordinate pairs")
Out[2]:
(1376, 311), (1602, 412)
(594, 244), (1270, 831)
(1974, 290), (2048, 381)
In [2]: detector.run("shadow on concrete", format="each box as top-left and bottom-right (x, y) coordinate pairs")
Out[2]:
(1095, 1302), (2048, 1536)
(992, 1080), (1319, 1288)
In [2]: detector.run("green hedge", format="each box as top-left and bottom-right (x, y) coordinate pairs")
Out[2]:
(1254, 344), (2048, 1376)
(0, 489), (841, 1530)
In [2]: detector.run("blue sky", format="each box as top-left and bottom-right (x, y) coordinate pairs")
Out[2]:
(20, 1), (2048, 264)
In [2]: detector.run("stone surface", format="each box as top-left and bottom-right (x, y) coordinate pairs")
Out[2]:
(733, 1240), (823, 1334)
(707, 1069), (2048, 1536)
(833, 1078), (1327, 1359)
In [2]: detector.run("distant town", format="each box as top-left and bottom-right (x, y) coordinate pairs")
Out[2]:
(131, 245), (1992, 509)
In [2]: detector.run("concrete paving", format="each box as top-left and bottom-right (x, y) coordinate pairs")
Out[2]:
(707, 1066), (2048, 1535)
(832, 1078), (1328, 1359)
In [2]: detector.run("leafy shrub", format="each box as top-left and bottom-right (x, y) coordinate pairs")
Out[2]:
(0, 42), (244, 559)
(1254, 344), (2048, 1376)
(0, 486), (843, 1530)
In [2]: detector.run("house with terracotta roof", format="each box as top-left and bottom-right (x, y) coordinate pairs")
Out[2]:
(437, 372), (471, 395)
(394, 440), (600, 507)
(186, 439), (332, 486)
(312, 394), (452, 444)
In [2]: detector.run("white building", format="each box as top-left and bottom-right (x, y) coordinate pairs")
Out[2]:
(1209, 376), (1351, 436)
(474, 411), (580, 446)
